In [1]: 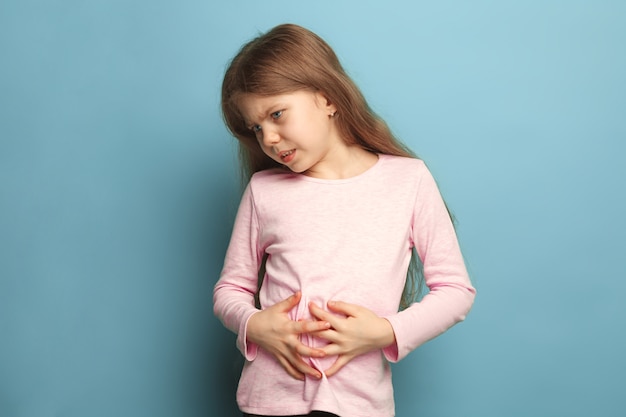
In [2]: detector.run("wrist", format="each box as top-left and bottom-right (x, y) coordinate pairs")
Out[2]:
(378, 318), (396, 349)
(245, 309), (264, 345)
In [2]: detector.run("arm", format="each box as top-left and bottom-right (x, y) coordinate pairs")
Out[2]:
(213, 184), (263, 359)
(213, 183), (329, 380)
(309, 161), (475, 372)
(382, 161), (476, 362)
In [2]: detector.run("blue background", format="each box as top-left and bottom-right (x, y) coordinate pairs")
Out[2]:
(1, 1), (624, 416)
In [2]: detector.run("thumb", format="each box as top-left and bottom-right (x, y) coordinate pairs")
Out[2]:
(274, 291), (302, 312)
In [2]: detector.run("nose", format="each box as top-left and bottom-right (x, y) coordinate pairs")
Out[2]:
(261, 127), (280, 147)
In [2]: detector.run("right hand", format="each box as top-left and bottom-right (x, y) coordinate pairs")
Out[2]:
(246, 291), (330, 380)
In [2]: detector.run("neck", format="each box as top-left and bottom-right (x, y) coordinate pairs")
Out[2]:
(304, 144), (379, 180)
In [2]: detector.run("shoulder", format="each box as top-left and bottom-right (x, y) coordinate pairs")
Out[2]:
(246, 168), (301, 204)
(377, 154), (428, 178)
(376, 155), (440, 202)
(249, 167), (296, 187)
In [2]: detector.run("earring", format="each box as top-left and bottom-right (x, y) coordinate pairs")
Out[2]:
(330, 111), (336, 117)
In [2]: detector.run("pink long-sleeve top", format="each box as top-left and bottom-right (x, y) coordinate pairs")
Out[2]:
(213, 154), (476, 417)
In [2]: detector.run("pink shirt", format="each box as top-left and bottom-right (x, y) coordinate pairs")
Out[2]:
(213, 155), (476, 416)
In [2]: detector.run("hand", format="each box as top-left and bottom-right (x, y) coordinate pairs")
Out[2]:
(246, 292), (331, 380)
(308, 300), (396, 377)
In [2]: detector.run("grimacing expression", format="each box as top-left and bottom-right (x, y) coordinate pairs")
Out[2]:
(238, 90), (340, 177)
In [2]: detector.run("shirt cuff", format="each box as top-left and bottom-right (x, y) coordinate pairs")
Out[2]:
(237, 309), (261, 361)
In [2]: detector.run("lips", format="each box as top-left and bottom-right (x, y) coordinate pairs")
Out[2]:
(279, 149), (296, 163)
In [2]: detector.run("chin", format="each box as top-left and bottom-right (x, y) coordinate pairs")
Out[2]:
(282, 161), (306, 173)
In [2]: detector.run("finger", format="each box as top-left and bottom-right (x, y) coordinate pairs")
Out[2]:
(324, 354), (353, 378)
(294, 317), (331, 334)
(308, 302), (340, 326)
(327, 300), (362, 317)
(288, 353), (322, 379)
(277, 355), (305, 381)
(294, 341), (327, 358)
(274, 346), (321, 380)
(272, 291), (302, 313)
(313, 329), (342, 346)
(277, 346), (321, 380)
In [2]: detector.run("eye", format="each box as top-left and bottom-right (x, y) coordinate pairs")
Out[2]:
(271, 110), (283, 120)
(251, 124), (262, 133)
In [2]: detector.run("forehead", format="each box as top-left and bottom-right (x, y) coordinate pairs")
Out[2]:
(237, 94), (284, 119)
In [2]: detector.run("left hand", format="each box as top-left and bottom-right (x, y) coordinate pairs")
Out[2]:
(308, 300), (396, 377)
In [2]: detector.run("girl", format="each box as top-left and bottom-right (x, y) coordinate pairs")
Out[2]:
(213, 24), (476, 417)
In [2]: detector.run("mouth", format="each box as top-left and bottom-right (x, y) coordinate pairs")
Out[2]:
(278, 149), (296, 163)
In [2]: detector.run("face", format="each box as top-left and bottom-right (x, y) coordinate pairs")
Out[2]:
(238, 90), (341, 176)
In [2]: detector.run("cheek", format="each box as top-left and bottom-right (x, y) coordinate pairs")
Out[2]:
(257, 142), (269, 153)
(258, 142), (278, 159)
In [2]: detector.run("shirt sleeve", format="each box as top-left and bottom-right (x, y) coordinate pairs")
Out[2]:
(383, 161), (476, 362)
(213, 182), (263, 360)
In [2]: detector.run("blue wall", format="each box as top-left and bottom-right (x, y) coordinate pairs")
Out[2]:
(1, 1), (624, 416)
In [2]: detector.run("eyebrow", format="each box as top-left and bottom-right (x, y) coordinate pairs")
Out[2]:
(244, 102), (286, 127)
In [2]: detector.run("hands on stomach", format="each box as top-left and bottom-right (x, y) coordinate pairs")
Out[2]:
(246, 292), (396, 380)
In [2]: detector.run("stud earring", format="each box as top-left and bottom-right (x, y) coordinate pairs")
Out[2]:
(330, 111), (336, 117)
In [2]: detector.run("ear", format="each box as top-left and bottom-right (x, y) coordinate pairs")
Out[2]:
(315, 91), (337, 115)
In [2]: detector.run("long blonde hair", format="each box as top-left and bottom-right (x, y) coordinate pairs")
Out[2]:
(221, 23), (431, 308)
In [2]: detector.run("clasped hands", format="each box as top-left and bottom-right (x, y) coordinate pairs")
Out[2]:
(246, 291), (396, 381)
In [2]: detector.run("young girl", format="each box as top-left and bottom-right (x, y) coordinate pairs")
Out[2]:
(213, 23), (476, 417)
